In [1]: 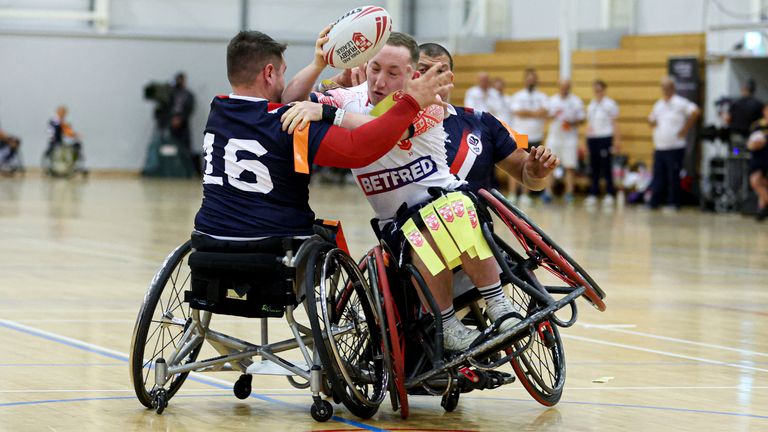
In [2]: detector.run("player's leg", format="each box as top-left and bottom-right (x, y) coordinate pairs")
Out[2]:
(409, 228), (480, 351)
(460, 252), (520, 332)
(750, 170), (768, 220)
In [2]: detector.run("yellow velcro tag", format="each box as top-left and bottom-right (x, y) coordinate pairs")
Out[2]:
(369, 91), (403, 117)
(401, 219), (445, 276)
(462, 195), (494, 260)
(446, 192), (477, 258)
(419, 206), (461, 270)
(432, 195), (469, 254)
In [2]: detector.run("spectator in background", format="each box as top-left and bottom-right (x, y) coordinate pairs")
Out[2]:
(747, 105), (768, 221)
(509, 68), (549, 205)
(464, 71), (503, 115)
(647, 76), (700, 211)
(585, 79), (620, 208)
(492, 77), (513, 126)
(170, 72), (197, 175)
(725, 78), (763, 149)
(545, 78), (585, 204)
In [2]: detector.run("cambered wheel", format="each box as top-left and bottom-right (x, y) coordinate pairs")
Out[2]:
(304, 245), (385, 419)
(479, 189), (606, 312)
(508, 319), (566, 406)
(129, 241), (203, 408)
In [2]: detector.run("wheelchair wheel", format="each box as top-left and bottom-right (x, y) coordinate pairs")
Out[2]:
(130, 241), (202, 408)
(479, 189), (606, 312)
(305, 246), (386, 419)
(509, 319), (566, 406)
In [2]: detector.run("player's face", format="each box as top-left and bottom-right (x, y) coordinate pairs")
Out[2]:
(417, 53), (452, 101)
(366, 45), (414, 105)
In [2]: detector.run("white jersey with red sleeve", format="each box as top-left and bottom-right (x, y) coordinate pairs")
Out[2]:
(311, 83), (465, 222)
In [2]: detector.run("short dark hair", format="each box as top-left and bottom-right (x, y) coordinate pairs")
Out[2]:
(226, 31), (287, 87)
(744, 78), (756, 95)
(593, 79), (607, 89)
(418, 43), (454, 71)
(386, 32), (419, 67)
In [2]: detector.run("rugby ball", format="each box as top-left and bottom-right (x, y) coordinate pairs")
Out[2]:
(323, 5), (392, 69)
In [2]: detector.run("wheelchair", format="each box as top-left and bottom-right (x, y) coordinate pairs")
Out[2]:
(128, 227), (388, 422)
(357, 188), (606, 418)
(0, 137), (24, 176)
(42, 140), (87, 178)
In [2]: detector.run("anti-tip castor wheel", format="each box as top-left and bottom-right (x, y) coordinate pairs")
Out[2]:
(310, 400), (334, 422)
(233, 374), (253, 400)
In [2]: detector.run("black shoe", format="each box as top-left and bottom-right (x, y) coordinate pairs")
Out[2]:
(756, 206), (768, 222)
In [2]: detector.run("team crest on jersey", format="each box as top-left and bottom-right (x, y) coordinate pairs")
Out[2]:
(438, 204), (454, 222)
(451, 200), (465, 217)
(468, 208), (478, 228)
(407, 230), (425, 247)
(397, 138), (413, 151)
(352, 32), (373, 52)
(424, 213), (440, 231)
(467, 133), (482, 155)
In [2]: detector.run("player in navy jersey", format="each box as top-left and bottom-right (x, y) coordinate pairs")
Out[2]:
(416, 43), (558, 193)
(194, 30), (452, 240)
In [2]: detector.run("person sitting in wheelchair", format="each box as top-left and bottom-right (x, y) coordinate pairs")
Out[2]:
(44, 105), (86, 174)
(193, 30), (451, 251)
(281, 31), (559, 352)
(0, 125), (22, 173)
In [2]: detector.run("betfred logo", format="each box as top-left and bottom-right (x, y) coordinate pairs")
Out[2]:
(451, 200), (465, 217)
(468, 208), (478, 228)
(407, 230), (424, 247)
(352, 32), (373, 52)
(357, 156), (438, 196)
(425, 213), (440, 231)
(438, 204), (454, 222)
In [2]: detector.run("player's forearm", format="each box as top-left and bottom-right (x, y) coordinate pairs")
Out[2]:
(282, 62), (325, 103)
(315, 95), (420, 168)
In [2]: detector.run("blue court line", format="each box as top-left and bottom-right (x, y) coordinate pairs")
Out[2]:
(0, 393), (231, 408)
(0, 319), (386, 432)
(461, 396), (768, 420)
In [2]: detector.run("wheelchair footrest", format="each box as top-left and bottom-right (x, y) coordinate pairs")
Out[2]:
(246, 360), (309, 376)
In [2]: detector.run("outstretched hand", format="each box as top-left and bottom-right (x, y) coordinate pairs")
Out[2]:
(312, 24), (332, 69)
(524, 145), (559, 180)
(404, 63), (454, 109)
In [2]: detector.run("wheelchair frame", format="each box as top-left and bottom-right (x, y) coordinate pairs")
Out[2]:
(360, 188), (606, 418)
(129, 236), (383, 422)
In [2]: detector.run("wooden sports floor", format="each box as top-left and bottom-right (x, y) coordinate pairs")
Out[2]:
(1, 176), (766, 431)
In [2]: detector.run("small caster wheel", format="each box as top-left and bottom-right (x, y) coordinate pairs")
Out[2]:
(310, 400), (334, 422)
(541, 328), (556, 349)
(441, 389), (460, 412)
(151, 388), (168, 414)
(233, 374), (252, 400)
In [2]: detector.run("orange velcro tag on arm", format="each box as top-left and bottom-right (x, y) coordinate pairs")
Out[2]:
(499, 119), (528, 150)
(293, 125), (310, 174)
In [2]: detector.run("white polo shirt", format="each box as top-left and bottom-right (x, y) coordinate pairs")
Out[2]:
(463, 86), (503, 115)
(510, 88), (549, 142)
(586, 96), (619, 138)
(649, 95), (698, 150)
(546, 93), (585, 147)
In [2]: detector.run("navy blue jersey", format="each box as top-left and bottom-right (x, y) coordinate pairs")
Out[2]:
(444, 105), (518, 192)
(194, 95), (331, 238)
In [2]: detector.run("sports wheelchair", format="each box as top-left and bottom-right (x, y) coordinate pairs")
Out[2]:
(129, 227), (389, 422)
(42, 140), (87, 178)
(357, 188), (606, 418)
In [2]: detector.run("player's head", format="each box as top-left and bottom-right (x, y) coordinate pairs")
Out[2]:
(593, 79), (607, 97)
(56, 105), (68, 119)
(366, 32), (419, 105)
(558, 78), (571, 96)
(227, 31), (287, 102)
(524, 68), (538, 89)
(418, 43), (453, 101)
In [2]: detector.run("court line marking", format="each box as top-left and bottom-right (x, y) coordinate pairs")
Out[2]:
(460, 396), (768, 420)
(0, 393), (232, 408)
(563, 334), (768, 373)
(578, 323), (768, 357)
(0, 319), (385, 432)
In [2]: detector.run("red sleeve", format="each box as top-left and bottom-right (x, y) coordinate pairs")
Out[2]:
(314, 95), (421, 169)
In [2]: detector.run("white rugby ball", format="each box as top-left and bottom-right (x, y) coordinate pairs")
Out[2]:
(323, 5), (392, 69)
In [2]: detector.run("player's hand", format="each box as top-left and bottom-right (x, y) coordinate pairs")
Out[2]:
(281, 101), (323, 134)
(329, 65), (367, 88)
(404, 63), (453, 109)
(312, 24), (332, 69)
(524, 145), (559, 179)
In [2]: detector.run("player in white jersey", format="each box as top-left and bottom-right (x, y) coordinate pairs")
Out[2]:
(281, 31), (558, 351)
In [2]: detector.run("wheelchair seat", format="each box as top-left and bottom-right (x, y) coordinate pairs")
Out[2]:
(186, 233), (304, 318)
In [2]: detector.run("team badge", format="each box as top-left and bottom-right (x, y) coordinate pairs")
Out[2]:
(468, 209), (478, 228)
(452, 200), (466, 217)
(407, 230), (425, 247)
(467, 134), (482, 155)
(425, 213), (440, 231)
(438, 204), (454, 222)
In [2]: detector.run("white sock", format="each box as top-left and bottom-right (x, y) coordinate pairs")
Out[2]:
(441, 305), (460, 328)
(477, 282), (505, 306)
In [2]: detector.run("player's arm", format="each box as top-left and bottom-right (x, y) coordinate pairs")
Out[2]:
(281, 25), (332, 103)
(489, 115), (558, 190)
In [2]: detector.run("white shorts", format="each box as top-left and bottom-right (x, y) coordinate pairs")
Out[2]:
(546, 138), (578, 169)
